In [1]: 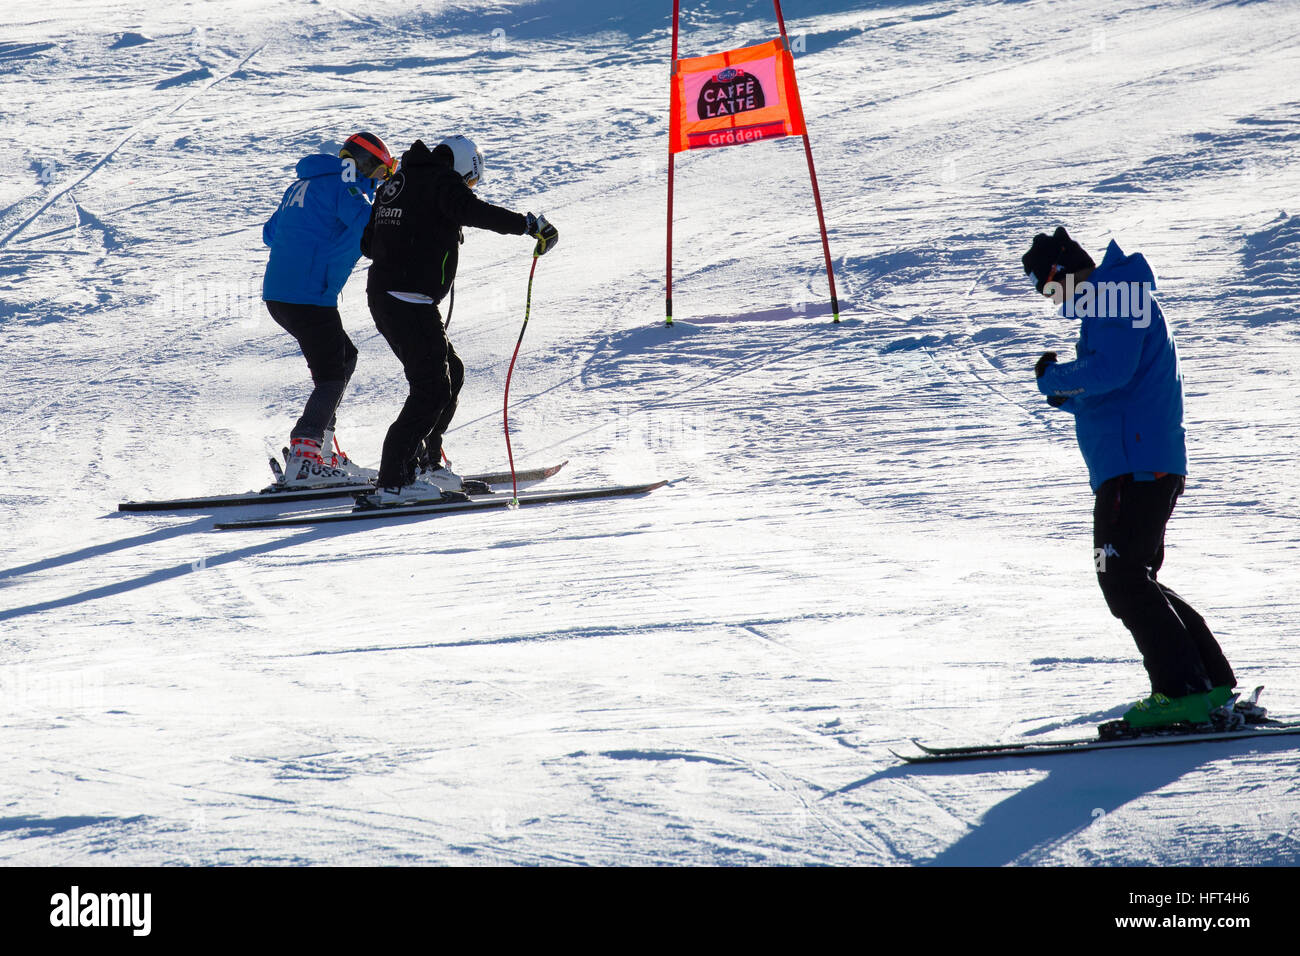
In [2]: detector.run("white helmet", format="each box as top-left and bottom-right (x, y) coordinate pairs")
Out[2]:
(439, 134), (484, 188)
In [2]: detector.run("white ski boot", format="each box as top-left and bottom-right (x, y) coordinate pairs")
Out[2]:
(276, 437), (360, 488)
(417, 464), (465, 492)
(321, 430), (378, 482)
(355, 476), (468, 510)
(420, 449), (489, 494)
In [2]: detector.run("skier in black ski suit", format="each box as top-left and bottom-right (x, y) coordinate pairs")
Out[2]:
(359, 135), (557, 505)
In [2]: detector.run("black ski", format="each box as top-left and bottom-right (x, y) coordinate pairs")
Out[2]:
(214, 479), (667, 530)
(896, 686), (1285, 762)
(904, 686), (1268, 754)
(895, 721), (1300, 763)
(461, 460), (568, 486)
(118, 461), (568, 512)
(897, 689), (1296, 763)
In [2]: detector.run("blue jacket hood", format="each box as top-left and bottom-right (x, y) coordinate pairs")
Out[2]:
(295, 153), (347, 179)
(1087, 240), (1156, 292)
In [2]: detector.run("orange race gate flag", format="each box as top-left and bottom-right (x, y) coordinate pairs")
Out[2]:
(664, 1), (839, 327)
(669, 38), (806, 154)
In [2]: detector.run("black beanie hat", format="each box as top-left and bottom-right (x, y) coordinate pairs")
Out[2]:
(1022, 226), (1096, 293)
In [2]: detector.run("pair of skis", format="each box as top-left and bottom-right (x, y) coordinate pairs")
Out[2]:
(117, 462), (569, 512)
(118, 461), (668, 530)
(896, 688), (1300, 763)
(216, 479), (668, 530)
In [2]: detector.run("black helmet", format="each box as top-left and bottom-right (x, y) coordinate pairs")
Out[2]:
(340, 131), (396, 181)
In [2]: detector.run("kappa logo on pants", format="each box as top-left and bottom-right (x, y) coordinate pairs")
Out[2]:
(1095, 543), (1120, 572)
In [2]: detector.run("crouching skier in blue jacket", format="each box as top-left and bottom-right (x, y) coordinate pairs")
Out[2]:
(262, 131), (396, 487)
(1025, 227), (1239, 732)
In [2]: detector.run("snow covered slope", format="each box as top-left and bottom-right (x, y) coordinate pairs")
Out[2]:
(1, 0), (1298, 865)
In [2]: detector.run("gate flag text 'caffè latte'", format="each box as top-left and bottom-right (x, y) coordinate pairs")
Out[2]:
(669, 38), (806, 154)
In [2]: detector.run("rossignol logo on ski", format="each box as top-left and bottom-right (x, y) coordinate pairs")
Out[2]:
(697, 67), (766, 119)
(49, 886), (151, 936)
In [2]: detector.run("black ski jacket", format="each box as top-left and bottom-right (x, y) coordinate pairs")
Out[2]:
(361, 139), (527, 303)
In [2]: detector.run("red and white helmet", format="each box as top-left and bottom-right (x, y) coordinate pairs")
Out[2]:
(438, 134), (484, 188)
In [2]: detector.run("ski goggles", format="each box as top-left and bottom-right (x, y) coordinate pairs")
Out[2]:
(359, 153), (397, 181)
(1030, 263), (1064, 293)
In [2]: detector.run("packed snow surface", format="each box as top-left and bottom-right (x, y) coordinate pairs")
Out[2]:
(1, 0), (1298, 865)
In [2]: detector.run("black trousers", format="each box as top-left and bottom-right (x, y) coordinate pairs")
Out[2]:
(368, 291), (464, 488)
(1093, 474), (1235, 698)
(265, 300), (358, 442)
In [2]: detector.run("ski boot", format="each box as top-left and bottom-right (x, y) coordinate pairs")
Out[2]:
(416, 462), (490, 496)
(421, 464), (464, 492)
(274, 437), (359, 489)
(353, 485), (470, 510)
(353, 473), (471, 510)
(1100, 691), (1213, 739)
(321, 430), (378, 482)
(1208, 686), (1243, 731)
(1208, 685), (1269, 731)
(1123, 691), (1213, 728)
(418, 442), (490, 495)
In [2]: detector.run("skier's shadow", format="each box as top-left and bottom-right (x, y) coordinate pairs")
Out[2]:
(0, 510), (457, 622)
(0, 515), (211, 584)
(836, 738), (1300, 865)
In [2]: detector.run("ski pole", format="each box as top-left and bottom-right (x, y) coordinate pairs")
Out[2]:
(502, 253), (540, 507)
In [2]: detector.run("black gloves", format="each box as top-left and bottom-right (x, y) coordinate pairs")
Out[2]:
(1036, 351), (1067, 406)
(525, 213), (558, 256)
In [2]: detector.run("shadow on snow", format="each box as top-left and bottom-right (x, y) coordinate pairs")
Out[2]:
(835, 737), (1300, 865)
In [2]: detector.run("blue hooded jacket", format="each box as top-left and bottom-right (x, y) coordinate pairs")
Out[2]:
(1037, 240), (1188, 492)
(262, 154), (374, 307)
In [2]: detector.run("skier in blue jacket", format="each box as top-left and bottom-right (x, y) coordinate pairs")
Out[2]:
(1026, 227), (1236, 730)
(261, 131), (396, 487)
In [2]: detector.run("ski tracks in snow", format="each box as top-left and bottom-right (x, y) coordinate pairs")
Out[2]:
(0, 44), (265, 249)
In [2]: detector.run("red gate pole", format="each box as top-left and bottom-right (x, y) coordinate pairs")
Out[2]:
(666, 0), (680, 326)
(773, 0), (840, 322)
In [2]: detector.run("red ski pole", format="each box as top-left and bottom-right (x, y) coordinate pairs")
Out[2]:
(503, 253), (540, 507)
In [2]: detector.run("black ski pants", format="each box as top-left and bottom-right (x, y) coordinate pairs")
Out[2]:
(368, 291), (464, 488)
(265, 300), (358, 443)
(1093, 473), (1235, 698)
